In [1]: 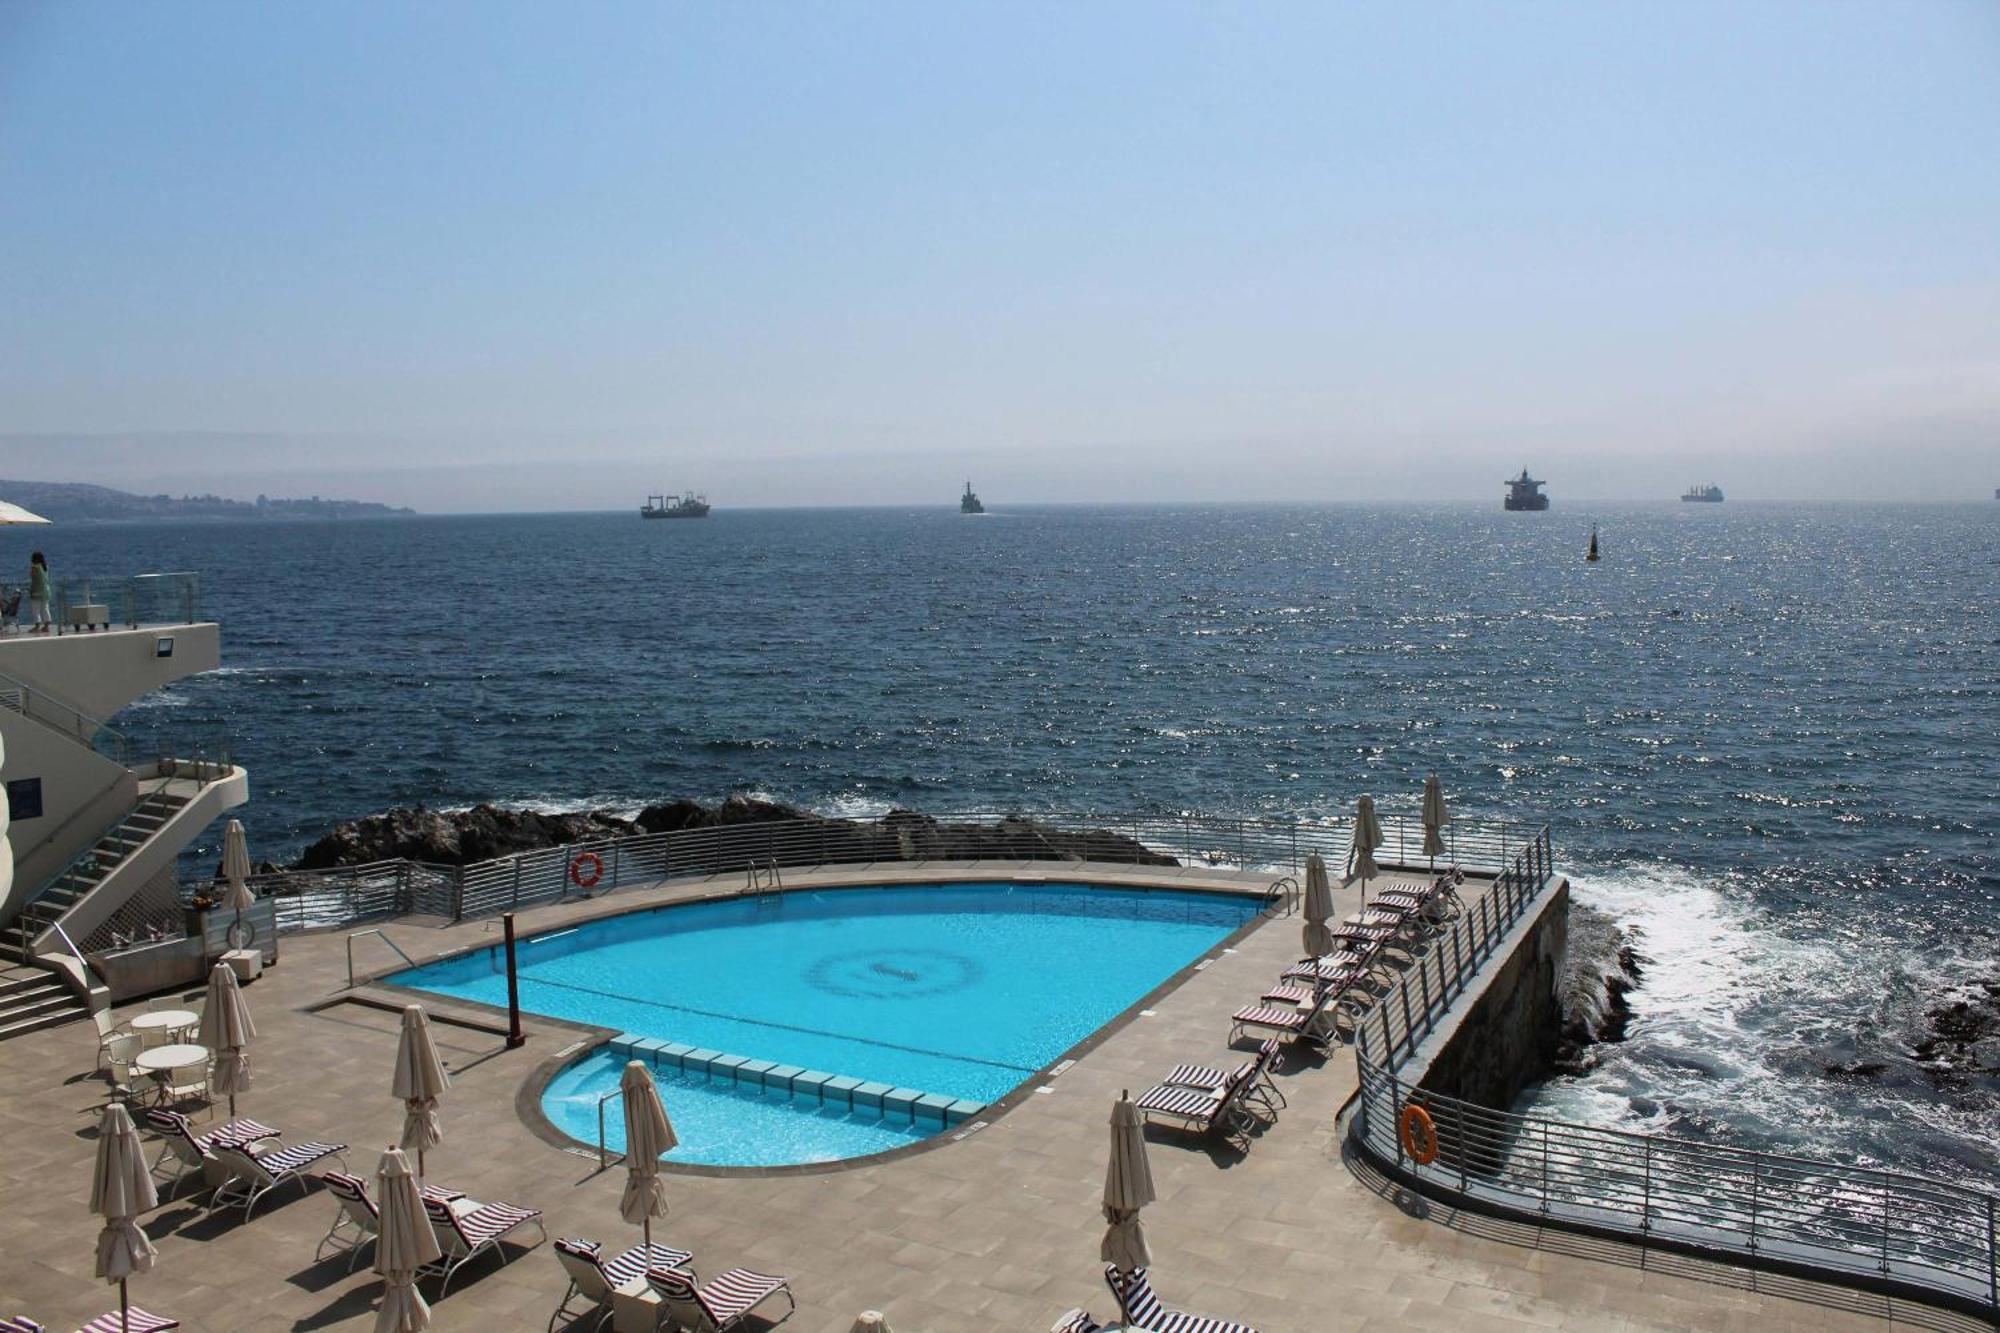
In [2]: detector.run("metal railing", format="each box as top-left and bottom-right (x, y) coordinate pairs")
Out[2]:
(596, 1087), (627, 1169)
(1353, 1061), (2000, 1317)
(0, 665), (134, 764)
(1343, 828), (1999, 1319)
(247, 808), (1548, 933)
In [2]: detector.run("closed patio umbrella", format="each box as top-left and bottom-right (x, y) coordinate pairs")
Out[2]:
(91, 1103), (159, 1333)
(197, 961), (255, 1117)
(392, 1006), (450, 1178)
(374, 1147), (441, 1333)
(1099, 1092), (1155, 1270)
(1349, 794), (1383, 905)
(1301, 851), (1335, 957)
(1422, 775), (1450, 867)
(618, 1060), (677, 1250)
(221, 819), (255, 950)
(849, 1312), (893, 1332)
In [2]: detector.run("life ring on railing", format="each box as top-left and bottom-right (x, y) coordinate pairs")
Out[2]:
(1400, 1102), (1439, 1165)
(569, 852), (604, 890)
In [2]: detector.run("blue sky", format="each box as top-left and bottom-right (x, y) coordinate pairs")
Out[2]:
(2, 2), (1996, 507)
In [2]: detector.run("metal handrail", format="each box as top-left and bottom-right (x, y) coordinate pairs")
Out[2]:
(345, 927), (416, 988)
(0, 664), (132, 762)
(1262, 875), (1298, 917)
(596, 1086), (626, 1169)
(47, 919), (105, 992)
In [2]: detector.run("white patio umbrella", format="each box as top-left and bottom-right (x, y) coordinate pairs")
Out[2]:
(374, 1147), (441, 1333)
(91, 1103), (159, 1333)
(1099, 1092), (1155, 1271)
(221, 819), (255, 949)
(392, 1006), (450, 1178)
(197, 961), (255, 1117)
(1422, 774), (1450, 867)
(849, 1315), (893, 1333)
(618, 1060), (677, 1250)
(1349, 794), (1383, 905)
(1301, 851), (1335, 957)
(0, 499), (51, 525)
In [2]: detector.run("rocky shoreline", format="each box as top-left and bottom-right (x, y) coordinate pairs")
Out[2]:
(293, 795), (1179, 872)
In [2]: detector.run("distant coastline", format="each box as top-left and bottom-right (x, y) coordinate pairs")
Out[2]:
(0, 479), (416, 523)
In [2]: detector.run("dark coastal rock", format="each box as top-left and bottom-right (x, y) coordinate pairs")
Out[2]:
(294, 798), (1179, 871)
(1911, 979), (2000, 1087)
(294, 803), (637, 868)
(1553, 903), (1646, 1074)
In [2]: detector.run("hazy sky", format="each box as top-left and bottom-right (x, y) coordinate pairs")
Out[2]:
(3, 2), (1996, 508)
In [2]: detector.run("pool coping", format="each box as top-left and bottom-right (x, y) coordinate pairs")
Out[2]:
(362, 867), (1280, 1177)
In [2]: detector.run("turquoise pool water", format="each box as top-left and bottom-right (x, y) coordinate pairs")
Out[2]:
(390, 881), (1258, 1165)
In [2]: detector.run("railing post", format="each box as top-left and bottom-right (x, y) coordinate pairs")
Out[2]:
(1986, 1195), (1996, 1311)
(511, 856), (522, 909)
(1880, 1184), (1891, 1273)
(1539, 1119), (1550, 1212)
(1640, 1138), (1652, 1232)
(1378, 1002), (1394, 1071)
(1749, 1159), (1759, 1251)
(1398, 982), (1415, 1056)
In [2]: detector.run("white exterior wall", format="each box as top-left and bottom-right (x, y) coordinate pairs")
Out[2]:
(0, 622), (220, 720)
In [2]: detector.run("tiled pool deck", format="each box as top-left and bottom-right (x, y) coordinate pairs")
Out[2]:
(0, 863), (1979, 1332)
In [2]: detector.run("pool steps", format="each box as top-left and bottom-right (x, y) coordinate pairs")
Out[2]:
(608, 1033), (986, 1128)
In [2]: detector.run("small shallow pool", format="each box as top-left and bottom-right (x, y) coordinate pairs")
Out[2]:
(390, 881), (1259, 1166)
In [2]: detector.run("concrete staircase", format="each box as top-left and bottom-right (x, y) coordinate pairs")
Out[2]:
(3, 786), (191, 966)
(0, 961), (89, 1039)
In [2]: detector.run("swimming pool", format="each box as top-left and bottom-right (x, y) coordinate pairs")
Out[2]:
(389, 881), (1260, 1165)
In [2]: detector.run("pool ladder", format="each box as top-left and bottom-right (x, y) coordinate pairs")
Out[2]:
(1261, 875), (1299, 918)
(745, 859), (783, 908)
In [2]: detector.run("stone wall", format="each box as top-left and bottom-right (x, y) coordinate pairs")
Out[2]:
(1415, 879), (1569, 1109)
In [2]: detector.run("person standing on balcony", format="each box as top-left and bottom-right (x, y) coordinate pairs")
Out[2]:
(26, 551), (50, 633)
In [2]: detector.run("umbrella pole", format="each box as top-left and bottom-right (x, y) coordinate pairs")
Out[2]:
(643, 1216), (652, 1252)
(119, 1277), (129, 1332)
(417, 1147), (425, 1180)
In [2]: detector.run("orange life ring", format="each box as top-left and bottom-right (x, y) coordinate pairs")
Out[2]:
(1400, 1103), (1439, 1165)
(570, 851), (604, 890)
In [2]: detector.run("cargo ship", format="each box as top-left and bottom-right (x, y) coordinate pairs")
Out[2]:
(1682, 484), (1724, 503)
(642, 493), (711, 519)
(1504, 469), (1549, 511)
(960, 481), (986, 514)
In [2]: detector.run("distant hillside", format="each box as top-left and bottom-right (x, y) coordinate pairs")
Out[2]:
(0, 480), (416, 523)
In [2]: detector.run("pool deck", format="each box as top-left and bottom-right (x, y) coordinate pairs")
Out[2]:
(0, 862), (1980, 1333)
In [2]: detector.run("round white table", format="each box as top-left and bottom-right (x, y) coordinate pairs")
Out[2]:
(131, 1009), (197, 1042)
(136, 1043), (208, 1074)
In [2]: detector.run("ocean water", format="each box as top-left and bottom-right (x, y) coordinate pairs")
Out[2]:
(36, 503), (1999, 1176)
(389, 881), (1259, 1103)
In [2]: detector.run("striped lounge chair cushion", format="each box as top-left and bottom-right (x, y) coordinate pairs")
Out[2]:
(599, 1241), (694, 1286)
(1259, 982), (1315, 1006)
(202, 1118), (279, 1151)
(250, 1140), (345, 1176)
(1050, 1308), (1103, 1333)
(322, 1171), (373, 1209)
(1135, 1083), (1221, 1121)
(77, 1311), (178, 1333)
(0, 1317), (44, 1332)
(1163, 1062), (1230, 1090)
(452, 1201), (542, 1245)
(696, 1268), (788, 1322)
(1108, 1267), (1257, 1333)
(1230, 1004), (1307, 1032)
(1283, 958), (1366, 984)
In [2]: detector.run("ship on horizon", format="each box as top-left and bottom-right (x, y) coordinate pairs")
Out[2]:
(960, 481), (986, 514)
(642, 492), (711, 519)
(1504, 469), (1550, 511)
(1682, 484), (1724, 503)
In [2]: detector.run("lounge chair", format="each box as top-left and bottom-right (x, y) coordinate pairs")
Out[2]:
(1282, 945), (1386, 988)
(1164, 1038), (1287, 1112)
(548, 1237), (694, 1332)
(422, 1193), (546, 1294)
(0, 1317), (42, 1332)
(1134, 1059), (1264, 1142)
(645, 1264), (795, 1332)
(143, 1108), (279, 1194)
(1228, 977), (1360, 1050)
(75, 1313), (178, 1333)
(316, 1171), (468, 1271)
(1104, 1266), (1256, 1333)
(207, 1138), (348, 1219)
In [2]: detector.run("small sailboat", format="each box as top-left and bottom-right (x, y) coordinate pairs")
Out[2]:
(1586, 524), (1600, 562)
